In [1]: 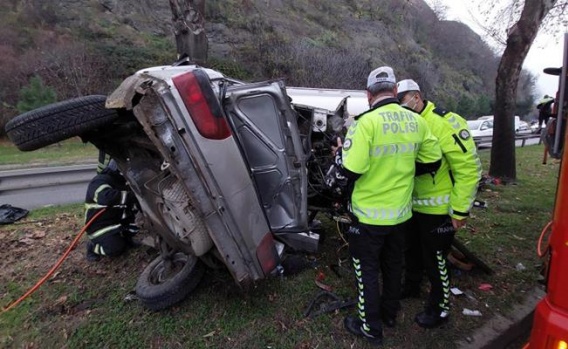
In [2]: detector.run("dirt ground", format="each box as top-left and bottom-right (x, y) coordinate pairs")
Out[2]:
(0, 209), (151, 316)
(0, 210), (514, 348)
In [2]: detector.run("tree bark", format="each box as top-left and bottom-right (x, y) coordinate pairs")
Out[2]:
(489, 0), (557, 181)
(169, 0), (208, 65)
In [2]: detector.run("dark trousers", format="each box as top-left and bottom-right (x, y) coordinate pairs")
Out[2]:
(90, 229), (128, 257)
(405, 212), (455, 313)
(347, 221), (406, 337)
(539, 112), (551, 128)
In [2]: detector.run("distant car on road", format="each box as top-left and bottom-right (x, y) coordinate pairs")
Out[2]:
(467, 119), (493, 138)
(530, 120), (542, 134)
(516, 121), (532, 135)
(477, 115), (523, 133)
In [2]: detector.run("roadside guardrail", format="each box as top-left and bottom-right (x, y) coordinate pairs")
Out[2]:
(0, 164), (97, 209)
(473, 133), (541, 148)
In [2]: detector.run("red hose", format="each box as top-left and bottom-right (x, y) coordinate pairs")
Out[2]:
(537, 220), (553, 258)
(2, 209), (106, 312)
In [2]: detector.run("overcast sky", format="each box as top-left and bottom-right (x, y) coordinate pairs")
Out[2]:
(437, 0), (565, 98)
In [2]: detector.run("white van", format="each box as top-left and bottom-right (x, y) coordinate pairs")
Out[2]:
(286, 87), (369, 118)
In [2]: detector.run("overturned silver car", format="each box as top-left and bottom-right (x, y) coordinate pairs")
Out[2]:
(6, 61), (350, 310)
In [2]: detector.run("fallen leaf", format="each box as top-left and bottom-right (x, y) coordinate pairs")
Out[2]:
(31, 231), (46, 239)
(203, 331), (216, 338)
(54, 295), (68, 306)
(19, 238), (34, 245)
(277, 320), (288, 331)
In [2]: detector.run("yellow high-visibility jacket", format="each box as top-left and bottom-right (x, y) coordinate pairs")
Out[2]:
(343, 98), (442, 225)
(412, 101), (482, 219)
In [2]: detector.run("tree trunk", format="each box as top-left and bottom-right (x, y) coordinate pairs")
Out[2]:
(169, 0), (208, 65)
(489, 0), (557, 181)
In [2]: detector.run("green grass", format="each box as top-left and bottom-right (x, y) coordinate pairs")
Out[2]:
(0, 138), (98, 168)
(0, 145), (557, 348)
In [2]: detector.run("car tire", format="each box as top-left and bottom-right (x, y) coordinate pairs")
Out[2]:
(135, 252), (205, 311)
(5, 95), (118, 151)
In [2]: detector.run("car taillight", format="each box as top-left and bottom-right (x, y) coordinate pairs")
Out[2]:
(172, 70), (231, 140)
(256, 233), (279, 276)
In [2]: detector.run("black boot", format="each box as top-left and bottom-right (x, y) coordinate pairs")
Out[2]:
(125, 236), (141, 249)
(415, 307), (449, 329)
(343, 316), (383, 346)
(86, 241), (101, 262)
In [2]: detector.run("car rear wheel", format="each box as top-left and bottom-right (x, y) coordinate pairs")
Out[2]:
(135, 252), (205, 311)
(5, 95), (118, 151)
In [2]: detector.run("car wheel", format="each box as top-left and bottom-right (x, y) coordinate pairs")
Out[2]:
(5, 95), (118, 151)
(135, 252), (205, 311)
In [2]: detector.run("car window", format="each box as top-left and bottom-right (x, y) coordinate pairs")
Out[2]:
(467, 120), (482, 130)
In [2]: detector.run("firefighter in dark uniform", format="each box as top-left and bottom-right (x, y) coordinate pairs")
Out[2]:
(85, 160), (138, 261)
(327, 67), (441, 346)
(397, 79), (482, 328)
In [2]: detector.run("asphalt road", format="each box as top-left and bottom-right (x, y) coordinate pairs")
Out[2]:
(0, 164), (96, 210)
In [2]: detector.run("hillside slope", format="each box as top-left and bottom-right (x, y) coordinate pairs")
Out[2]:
(0, 0), (516, 135)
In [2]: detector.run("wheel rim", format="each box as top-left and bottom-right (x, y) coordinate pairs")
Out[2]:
(148, 253), (197, 285)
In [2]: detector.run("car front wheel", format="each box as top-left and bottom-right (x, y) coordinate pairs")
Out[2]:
(5, 95), (117, 151)
(135, 252), (205, 311)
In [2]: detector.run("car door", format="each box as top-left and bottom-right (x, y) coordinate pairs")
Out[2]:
(223, 81), (308, 233)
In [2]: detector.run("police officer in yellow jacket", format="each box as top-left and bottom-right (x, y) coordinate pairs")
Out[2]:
(397, 79), (482, 328)
(328, 67), (442, 345)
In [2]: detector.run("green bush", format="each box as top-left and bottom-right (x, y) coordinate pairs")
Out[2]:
(207, 57), (252, 81)
(16, 76), (57, 114)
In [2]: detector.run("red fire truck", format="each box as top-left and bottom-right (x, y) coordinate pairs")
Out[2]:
(525, 33), (568, 349)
